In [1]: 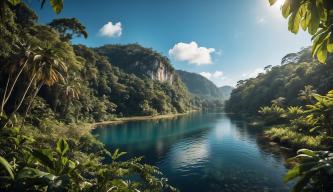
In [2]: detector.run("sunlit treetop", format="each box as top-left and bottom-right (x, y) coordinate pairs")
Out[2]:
(269, 0), (333, 63)
(5, 0), (63, 14)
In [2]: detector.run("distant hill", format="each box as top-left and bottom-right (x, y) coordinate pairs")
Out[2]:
(219, 86), (233, 100)
(176, 70), (233, 101)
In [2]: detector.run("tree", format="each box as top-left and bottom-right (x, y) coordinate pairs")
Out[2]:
(0, 3), (19, 58)
(2, 0), (64, 15)
(0, 42), (33, 116)
(269, 0), (333, 63)
(19, 42), (74, 126)
(298, 85), (317, 103)
(48, 18), (88, 42)
(271, 97), (286, 107)
(305, 90), (333, 135)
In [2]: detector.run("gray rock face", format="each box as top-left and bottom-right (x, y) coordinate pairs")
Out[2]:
(149, 60), (174, 83)
(95, 44), (175, 84)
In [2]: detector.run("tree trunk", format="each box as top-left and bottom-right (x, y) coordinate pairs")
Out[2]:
(20, 81), (44, 128)
(1, 58), (29, 115)
(0, 73), (11, 116)
(2, 72), (37, 129)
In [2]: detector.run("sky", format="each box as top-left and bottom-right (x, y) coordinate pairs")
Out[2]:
(30, 0), (311, 87)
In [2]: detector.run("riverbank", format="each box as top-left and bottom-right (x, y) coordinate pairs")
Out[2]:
(89, 110), (198, 129)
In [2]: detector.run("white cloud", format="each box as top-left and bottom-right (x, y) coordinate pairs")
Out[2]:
(199, 72), (213, 79)
(99, 21), (122, 37)
(242, 68), (265, 78)
(199, 71), (224, 80)
(169, 41), (215, 65)
(199, 71), (235, 87)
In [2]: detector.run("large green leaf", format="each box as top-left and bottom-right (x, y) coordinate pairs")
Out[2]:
(15, 167), (57, 190)
(32, 149), (55, 170)
(308, 1), (320, 35)
(0, 156), (14, 180)
(284, 165), (300, 182)
(327, 36), (333, 53)
(8, 0), (21, 5)
(297, 149), (316, 156)
(317, 41), (328, 63)
(269, 0), (278, 5)
(56, 138), (69, 156)
(288, 10), (300, 33)
(49, 0), (64, 14)
(282, 1), (291, 18)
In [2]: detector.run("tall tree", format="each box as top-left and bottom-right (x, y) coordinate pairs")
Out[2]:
(48, 18), (88, 42)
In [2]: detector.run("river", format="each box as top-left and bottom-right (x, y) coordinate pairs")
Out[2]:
(92, 112), (292, 192)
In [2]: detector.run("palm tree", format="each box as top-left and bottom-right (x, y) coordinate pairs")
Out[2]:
(4, 42), (69, 128)
(298, 85), (317, 103)
(271, 97), (286, 107)
(20, 43), (69, 126)
(305, 91), (333, 136)
(0, 42), (33, 116)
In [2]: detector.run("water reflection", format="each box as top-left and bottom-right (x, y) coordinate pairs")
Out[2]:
(93, 112), (292, 192)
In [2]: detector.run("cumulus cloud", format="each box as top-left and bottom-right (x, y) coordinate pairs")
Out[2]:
(199, 71), (233, 86)
(242, 68), (265, 78)
(199, 71), (224, 80)
(99, 21), (122, 37)
(169, 41), (215, 65)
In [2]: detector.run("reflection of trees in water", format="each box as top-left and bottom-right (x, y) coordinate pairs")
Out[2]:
(228, 114), (293, 166)
(95, 112), (214, 162)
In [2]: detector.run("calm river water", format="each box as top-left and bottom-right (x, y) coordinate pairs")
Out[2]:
(92, 112), (292, 192)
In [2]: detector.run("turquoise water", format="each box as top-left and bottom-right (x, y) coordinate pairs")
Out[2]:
(92, 112), (292, 192)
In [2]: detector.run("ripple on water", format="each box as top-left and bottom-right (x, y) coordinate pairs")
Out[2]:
(93, 113), (292, 192)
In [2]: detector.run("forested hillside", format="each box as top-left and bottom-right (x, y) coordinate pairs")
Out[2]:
(0, 3), (193, 124)
(73, 45), (192, 118)
(0, 2), (187, 191)
(225, 47), (333, 114)
(176, 70), (232, 101)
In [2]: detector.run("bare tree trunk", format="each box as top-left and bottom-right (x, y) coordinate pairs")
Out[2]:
(20, 81), (43, 128)
(1, 58), (29, 115)
(2, 72), (37, 129)
(0, 73), (11, 116)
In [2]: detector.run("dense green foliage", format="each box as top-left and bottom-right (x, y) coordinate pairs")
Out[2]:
(226, 42), (333, 191)
(0, 125), (176, 191)
(260, 90), (333, 149)
(48, 18), (88, 42)
(176, 70), (233, 109)
(176, 70), (222, 99)
(96, 44), (174, 79)
(269, 0), (333, 63)
(72, 45), (192, 117)
(284, 149), (333, 192)
(229, 47), (333, 190)
(176, 70), (232, 100)
(0, 2), (188, 191)
(226, 47), (333, 115)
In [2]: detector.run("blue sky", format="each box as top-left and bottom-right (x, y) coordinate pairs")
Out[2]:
(30, 0), (311, 86)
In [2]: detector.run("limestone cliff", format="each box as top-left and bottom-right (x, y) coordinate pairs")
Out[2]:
(95, 44), (175, 84)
